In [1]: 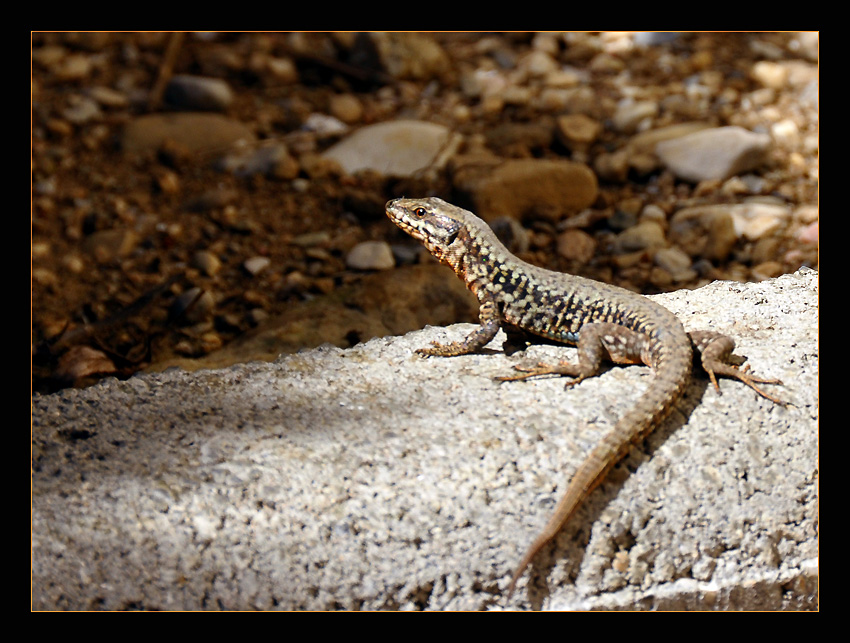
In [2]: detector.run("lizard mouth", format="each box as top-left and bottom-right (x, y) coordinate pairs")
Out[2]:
(388, 214), (421, 240)
(386, 201), (424, 237)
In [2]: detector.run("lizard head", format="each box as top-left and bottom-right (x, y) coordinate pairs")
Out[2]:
(385, 197), (467, 261)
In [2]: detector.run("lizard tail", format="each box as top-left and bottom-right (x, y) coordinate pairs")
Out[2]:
(506, 341), (691, 597)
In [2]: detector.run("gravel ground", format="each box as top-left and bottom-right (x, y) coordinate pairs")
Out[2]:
(31, 32), (818, 393)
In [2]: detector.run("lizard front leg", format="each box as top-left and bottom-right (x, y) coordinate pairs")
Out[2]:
(417, 296), (501, 357)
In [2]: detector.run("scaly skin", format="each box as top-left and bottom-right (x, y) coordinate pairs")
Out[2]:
(386, 197), (783, 597)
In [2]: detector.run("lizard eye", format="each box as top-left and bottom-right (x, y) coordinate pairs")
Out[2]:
(413, 207), (427, 218)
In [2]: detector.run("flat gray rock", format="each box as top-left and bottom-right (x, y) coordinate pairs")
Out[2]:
(321, 120), (461, 177)
(655, 126), (772, 183)
(31, 269), (818, 611)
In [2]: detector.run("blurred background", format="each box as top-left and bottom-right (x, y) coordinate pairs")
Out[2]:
(31, 32), (818, 393)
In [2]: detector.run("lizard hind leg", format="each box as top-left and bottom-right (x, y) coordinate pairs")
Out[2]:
(496, 360), (588, 387)
(497, 323), (648, 388)
(689, 330), (785, 405)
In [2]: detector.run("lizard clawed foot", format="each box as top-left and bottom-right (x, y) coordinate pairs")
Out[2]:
(496, 361), (584, 389)
(703, 361), (785, 406)
(495, 361), (555, 380)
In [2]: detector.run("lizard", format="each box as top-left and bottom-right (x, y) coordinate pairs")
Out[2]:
(385, 196), (785, 598)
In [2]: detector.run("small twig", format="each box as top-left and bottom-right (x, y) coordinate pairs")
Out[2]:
(148, 32), (186, 112)
(277, 41), (394, 86)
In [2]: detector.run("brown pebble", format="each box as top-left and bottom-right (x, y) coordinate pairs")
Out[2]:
(556, 229), (597, 264)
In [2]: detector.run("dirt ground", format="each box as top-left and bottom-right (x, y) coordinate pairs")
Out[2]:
(31, 32), (818, 394)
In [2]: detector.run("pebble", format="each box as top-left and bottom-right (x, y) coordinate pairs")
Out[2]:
(192, 250), (222, 277)
(219, 143), (300, 179)
(596, 122), (712, 182)
(797, 221), (818, 244)
(459, 68), (505, 99)
(62, 95), (102, 124)
(734, 174), (769, 194)
(616, 221), (667, 252)
(795, 205), (819, 225)
(589, 52), (625, 73)
(149, 166), (176, 193)
(346, 241), (395, 270)
(54, 53), (96, 82)
(556, 228), (596, 264)
(519, 49), (559, 77)
(630, 122), (713, 156)
(633, 32), (680, 47)
(329, 94), (364, 124)
(305, 246), (332, 261)
(531, 32), (560, 56)
(593, 148), (631, 182)
(727, 202), (791, 240)
(300, 154), (342, 179)
(535, 87), (576, 112)
(303, 113), (349, 138)
(31, 242), (51, 259)
(612, 99), (659, 133)
(458, 158), (598, 221)
(516, 78), (556, 104)
(719, 176), (750, 196)
(556, 113), (602, 152)
(165, 74), (234, 111)
(655, 126), (772, 182)
(32, 267), (58, 286)
(88, 86), (129, 109)
(670, 201), (791, 260)
(81, 229), (138, 262)
(55, 345), (116, 382)
(543, 68), (582, 89)
(322, 120), (462, 177)
(367, 32), (451, 80)
(771, 119), (800, 147)
(243, 256), (272, 276)
(791, 32), (819, 62)
(654, 246), (696, 282)
(751, 261), (785, 281)
(669, 206), (738, 261)
(122, 113), (255, 155)
(198, 331), (224, 353)
(640, 204), (668, 225)
(751, 61), (789, 89)
(292, 231), (332, 247)
(34, 176), (57, 197)
(264, 57), (299, 84)
(617, 197), (644, 218)
(32, 44), (67, 69)
(752, 236), (783, 265)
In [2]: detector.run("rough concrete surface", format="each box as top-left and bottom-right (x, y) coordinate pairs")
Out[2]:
(32, 269), (818, 611)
